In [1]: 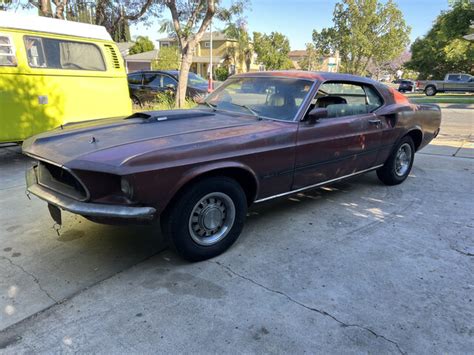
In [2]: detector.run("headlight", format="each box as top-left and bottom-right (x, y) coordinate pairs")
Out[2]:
(120, 177), (133, 198)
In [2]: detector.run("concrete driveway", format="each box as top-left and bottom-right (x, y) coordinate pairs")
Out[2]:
(0, 107), (473, 353)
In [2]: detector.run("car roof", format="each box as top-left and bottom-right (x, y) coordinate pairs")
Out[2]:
(234, 70), (381, 85)
(128, 70), (180, 77)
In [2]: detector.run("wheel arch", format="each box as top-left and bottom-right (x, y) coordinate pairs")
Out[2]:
(401, 128), (423, 151)
(163, 162), (260, 214)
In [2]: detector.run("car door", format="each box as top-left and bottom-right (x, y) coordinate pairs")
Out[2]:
(127, 73), (143, 102)
(142, 73), (163, 102)
(444, 74), (461, 92)
(293, 82), (384, 190)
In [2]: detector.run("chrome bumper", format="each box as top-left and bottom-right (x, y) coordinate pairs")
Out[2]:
(26, 166), (156, 220)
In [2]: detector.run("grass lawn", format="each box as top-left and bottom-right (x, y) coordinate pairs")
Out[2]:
(406, 93), (474, 105)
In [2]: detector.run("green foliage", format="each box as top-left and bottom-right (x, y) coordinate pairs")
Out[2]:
(252, 31), (292, 70)
(224, 21), (253, 72)
(152, 91), (196, 111)
(129, 36), (155, 55)
(298, 43), (322, 71)
(215, 66), (229, 81)
(312, 0), (411, 75)
(153, 46), (179, 70)
(406, 0), (474, 79)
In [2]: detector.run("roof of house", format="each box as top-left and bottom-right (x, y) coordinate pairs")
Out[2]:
(116, 42), (135, 55)
(124, 49), (159, 62)
(288, 50), (308, 58)
(0, 11), (111, 41)
(158, 31), (234, 42)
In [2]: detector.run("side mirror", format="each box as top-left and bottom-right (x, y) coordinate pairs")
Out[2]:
(307, 107), (328, 123)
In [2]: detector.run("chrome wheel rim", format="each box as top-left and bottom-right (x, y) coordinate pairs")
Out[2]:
(426, 87), (434, 95)
(188, 192), (236, 246)
(395, 143), (412, 177)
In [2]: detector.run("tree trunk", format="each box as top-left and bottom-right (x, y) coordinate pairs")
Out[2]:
(54, 0), (66, 19)
(176, 50), (193, 108)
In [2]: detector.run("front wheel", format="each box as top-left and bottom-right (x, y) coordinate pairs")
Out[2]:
(377, 136), (415, 186)
(161, 177), (247, 261)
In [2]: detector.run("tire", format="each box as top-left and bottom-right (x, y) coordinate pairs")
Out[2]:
(377, 136), (415, 186)
(425, 86), (436, 96)
(161, 177), (247, 261)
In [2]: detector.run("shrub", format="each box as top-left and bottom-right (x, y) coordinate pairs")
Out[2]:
(215, 66), (229, 81)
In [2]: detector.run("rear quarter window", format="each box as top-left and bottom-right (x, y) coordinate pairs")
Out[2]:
(24, 36), (106, 71)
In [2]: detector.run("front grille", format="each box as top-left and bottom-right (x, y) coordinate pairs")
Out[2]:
(37, 162), (88, 201)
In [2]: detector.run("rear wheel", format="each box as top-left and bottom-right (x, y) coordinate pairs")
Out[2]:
(425, 86), (437, 96)
(161, 177), (247, 261)
(377, 136), (415, 186)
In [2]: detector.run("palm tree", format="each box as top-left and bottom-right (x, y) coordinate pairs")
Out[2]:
(224, 21), (253, 73)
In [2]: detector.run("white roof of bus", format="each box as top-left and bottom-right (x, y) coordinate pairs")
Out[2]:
(0, 11), (112, 41)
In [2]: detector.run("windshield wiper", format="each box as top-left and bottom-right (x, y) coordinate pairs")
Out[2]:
(203, 101), (217, 111)
(230, 103), (261, 119)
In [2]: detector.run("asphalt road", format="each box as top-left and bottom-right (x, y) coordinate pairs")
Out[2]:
(0, 107), (473, 353)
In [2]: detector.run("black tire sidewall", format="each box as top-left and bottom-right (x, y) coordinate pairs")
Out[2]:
(377, 136), (415, 185)
(425, 86), (436, 96)
(162, 177), (247, 261)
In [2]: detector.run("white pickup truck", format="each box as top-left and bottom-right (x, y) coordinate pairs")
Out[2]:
(416, 73), (474, 96)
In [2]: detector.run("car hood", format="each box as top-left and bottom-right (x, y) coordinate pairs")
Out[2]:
(22, 109), (285, 174)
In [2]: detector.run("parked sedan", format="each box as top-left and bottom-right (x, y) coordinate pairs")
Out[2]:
(128, 70), (208, 105)
(23, 71), (441, 261)
(398, 80), (415, 93)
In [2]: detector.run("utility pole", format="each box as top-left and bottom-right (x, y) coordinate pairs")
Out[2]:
(208, 19), (213, 92)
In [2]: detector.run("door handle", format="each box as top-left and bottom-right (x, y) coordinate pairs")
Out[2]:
(369, 119), (381, 126)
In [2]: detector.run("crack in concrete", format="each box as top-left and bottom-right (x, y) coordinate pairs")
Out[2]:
(452, 248), (474, 257)
(0, 256), (58, 303)
(213, 260), (406, 355)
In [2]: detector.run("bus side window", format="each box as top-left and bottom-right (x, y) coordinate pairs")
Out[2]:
(24, 37), (47, 67)
(0, 35), (17, 67)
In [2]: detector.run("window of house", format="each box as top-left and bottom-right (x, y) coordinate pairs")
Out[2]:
(314, 82), (383, 118)
(161, 42), (170, 48)
(0, 35), (17, 67)
(24, 36), (106, 71)
(204, 41), (211, 48)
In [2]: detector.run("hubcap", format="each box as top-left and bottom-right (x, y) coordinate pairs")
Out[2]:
(188, 192), (236, 246)
(395, 143), (412, 177)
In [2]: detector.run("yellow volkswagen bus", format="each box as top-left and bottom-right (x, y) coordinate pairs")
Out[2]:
(0, 12), (132, 143)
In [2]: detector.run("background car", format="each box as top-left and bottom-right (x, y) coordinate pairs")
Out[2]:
(398, 80), (415, 93)
(127, 70), (208, 105)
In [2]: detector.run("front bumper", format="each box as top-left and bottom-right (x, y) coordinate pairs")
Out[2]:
(26, 166), (156, 220)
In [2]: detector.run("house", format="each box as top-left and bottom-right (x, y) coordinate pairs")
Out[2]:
(157, 31), (261, 78)
(288, 50), (340, 72)
(123, 49), (159, 72)
(464, 25), (474, 41)
(116, 42), (134, 57)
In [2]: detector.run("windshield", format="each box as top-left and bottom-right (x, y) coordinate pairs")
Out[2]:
(205, 76), (313, 121)
(188, 72), (208, 86)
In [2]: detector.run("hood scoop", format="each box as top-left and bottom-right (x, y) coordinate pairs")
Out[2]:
(125, 109), (215, 123)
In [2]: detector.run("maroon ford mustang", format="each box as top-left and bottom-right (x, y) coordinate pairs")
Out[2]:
(23, 71), (441, 261)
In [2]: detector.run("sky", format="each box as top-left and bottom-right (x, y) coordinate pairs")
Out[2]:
(12, 0), (451, 50)
(132, 0), (451, 49)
